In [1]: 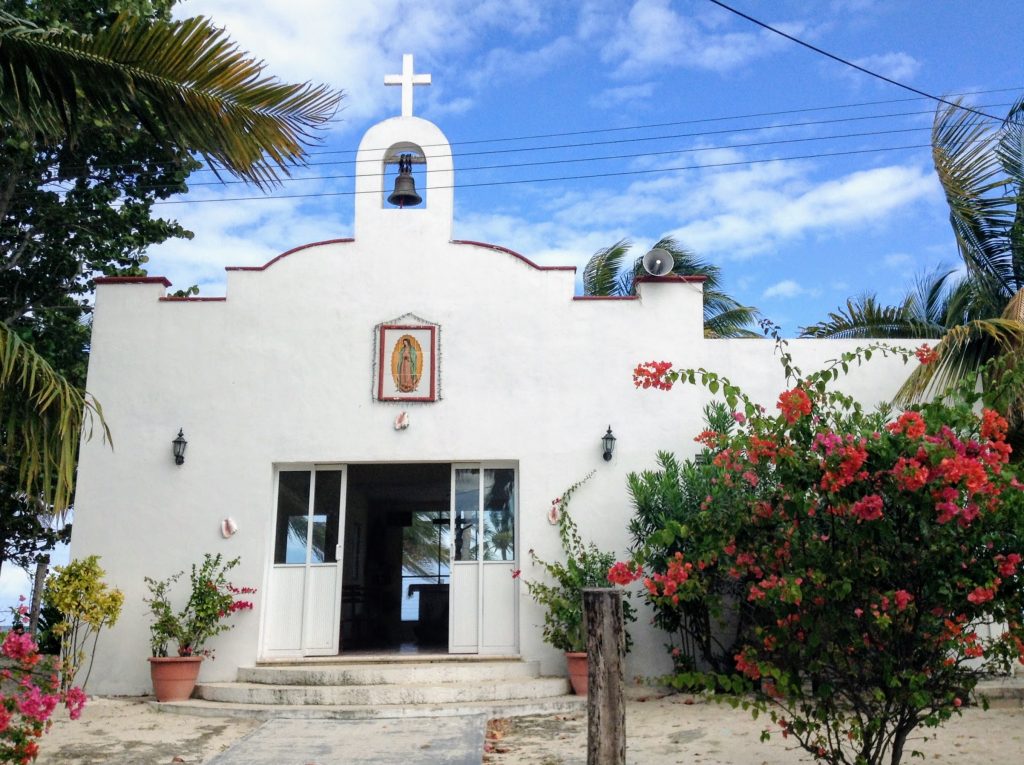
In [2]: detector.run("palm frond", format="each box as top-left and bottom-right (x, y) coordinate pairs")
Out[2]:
(894, 317), (1024, 404)
(0, 324), (108, 516)
(0, 12), (343, 188)
(799, 294), (932, 339)
(932, 98), (1020, 299)
(583, 239), (631, 296)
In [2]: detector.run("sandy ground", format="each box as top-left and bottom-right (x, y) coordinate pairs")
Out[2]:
(38, 697), (261, 765)
(36, 693), (1024, 765)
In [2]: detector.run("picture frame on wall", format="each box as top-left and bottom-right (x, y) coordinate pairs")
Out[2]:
(376, 324), (438, 401)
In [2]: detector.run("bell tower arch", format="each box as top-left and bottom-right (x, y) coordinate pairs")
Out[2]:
(354, 55), (454, 243)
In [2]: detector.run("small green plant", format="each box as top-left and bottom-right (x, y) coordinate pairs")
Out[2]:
(45, 555), (124, 692)
(144, 553), (255, 657)
(524, 472), (634, 652)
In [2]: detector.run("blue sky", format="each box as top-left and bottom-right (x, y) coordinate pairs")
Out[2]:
(138, 0), (1024, 336)
(4, 1), (1023, 608)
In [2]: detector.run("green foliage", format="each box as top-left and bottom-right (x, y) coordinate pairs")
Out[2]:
(524, 472), (634, 653)
(626, 406), (750, 676)
(45, 555), (123, 692)
(630, 339), (1024, 765)
(143, 553), (255, 658)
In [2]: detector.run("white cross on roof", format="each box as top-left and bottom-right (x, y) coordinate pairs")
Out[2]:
(384, 54), (431, 117)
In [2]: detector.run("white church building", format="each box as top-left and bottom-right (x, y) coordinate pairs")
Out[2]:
(71, 57), (915, 698)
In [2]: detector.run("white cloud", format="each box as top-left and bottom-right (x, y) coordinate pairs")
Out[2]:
(763, 279), (809, 299)
(852, 52), (921, 83)
(884, 253), (913, 269)
(585, 0), (803, 78)
(178, 1), (563, 129)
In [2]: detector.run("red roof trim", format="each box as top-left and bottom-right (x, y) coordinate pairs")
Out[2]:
(158, 296), (227, 302)
(225, 238), (355, 272)
(572, 295), (640, 301)
(452, 240), (576, 272)
(94, 276), (172, 287)
(635, 274), (708, 284)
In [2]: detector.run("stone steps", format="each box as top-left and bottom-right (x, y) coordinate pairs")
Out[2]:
(152, 694), (586, 720)
(196, 676), (569, 706)
(235, 659), (542, 686)
(153, 657), (583, 720)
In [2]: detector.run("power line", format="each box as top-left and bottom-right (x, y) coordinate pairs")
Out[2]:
(174, 124), (935, 188)
(33, 88), (1020, 179)
(148, 142), (934, 206)
(268, 87), (1024, 158)
(705, 0), (1001, 121)
(35, 101), (1000, 198)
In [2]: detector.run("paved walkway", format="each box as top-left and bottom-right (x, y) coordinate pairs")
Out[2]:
(207, 715), (487, 765)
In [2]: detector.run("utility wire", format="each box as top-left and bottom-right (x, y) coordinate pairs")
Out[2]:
(30, 102), (1006, 198)
(148, 142), (934, 205)
(32, 88), (1019, 178)
(162, 124), (935, 188)
(705, 0), (1001, 121)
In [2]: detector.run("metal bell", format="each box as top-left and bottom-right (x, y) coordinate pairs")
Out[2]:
(387, 154), (422, 208)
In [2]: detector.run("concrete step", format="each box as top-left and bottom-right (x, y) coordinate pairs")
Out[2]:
(237, 659), (541, 686)
(196, 676), (570, 706)
(152, 694), (586, 720)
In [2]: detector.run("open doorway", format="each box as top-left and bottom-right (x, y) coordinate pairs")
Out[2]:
(341, 463), (451, 652)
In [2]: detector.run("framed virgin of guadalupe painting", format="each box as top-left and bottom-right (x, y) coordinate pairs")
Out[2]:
(376, 324), (437, 401)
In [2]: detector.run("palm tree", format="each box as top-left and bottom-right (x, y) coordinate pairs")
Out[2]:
(582, 236), (760, 338)
(0, 10), (343, 511)
(799, 267), (973, 340)
(802, 97), (1024, 448)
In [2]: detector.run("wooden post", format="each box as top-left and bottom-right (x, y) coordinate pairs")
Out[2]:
(583, 588), (625, 765)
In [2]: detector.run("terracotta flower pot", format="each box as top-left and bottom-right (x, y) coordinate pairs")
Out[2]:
(565, 651), (588, 696)
(148, 656), (203, 702)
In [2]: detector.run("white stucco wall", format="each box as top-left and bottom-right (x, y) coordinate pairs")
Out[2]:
(71, 112), (922, 694)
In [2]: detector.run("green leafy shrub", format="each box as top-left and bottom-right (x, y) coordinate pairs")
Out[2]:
(45, 555), (124, 692)
(144, 553), (255, 657)
(524, 473), (634, 652)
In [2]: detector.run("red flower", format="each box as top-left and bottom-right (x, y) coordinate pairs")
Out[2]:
(915, 343), (939, 365)
(894, 590), (914, 612)
(777, 388), (812, 424)
(967, 586), (995, 605)
(980, 409), (1009, 442)
(850, 494), (884, 522)
(607, 561), (642, 586)
(633, 361), (674, 390)
(887, 411), (927, 439)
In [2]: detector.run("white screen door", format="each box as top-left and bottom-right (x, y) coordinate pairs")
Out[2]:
(449, 464), (518, 654)
(263, 466), (346, 656)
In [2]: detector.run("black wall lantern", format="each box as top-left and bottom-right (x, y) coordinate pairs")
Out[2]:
(602, 426), (616, 461)
(172, 428), (187, 465)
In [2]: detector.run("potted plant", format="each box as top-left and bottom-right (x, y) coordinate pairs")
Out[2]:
(143, 553), (255, 701)
(524, 473), (634, 694)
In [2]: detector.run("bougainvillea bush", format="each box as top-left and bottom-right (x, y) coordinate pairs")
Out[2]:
(0, 609), (87, 762)
(620, 342), (1024, 765)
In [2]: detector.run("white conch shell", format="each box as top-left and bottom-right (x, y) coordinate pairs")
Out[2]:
(394, 411), (410, 430)
(220, 517), (238, 538)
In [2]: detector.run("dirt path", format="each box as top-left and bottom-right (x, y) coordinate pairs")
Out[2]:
(484, 694), (1024, 765)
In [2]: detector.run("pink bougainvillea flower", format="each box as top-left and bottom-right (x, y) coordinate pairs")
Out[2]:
(894, 590), (914, 612)
(510, 569), (521, 579)
(967, 586), (996, 605)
